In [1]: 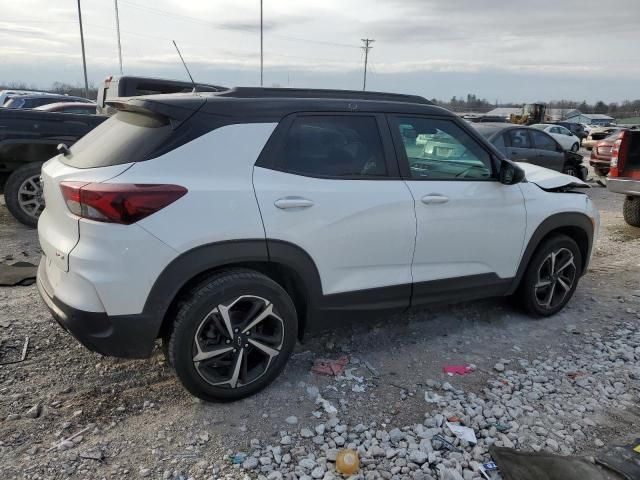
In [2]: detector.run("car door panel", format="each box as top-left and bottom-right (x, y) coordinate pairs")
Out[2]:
(388, 115), (527, 298)
(505, 129), (536, 163)
(253, 114), (416, 299)
(530, 130), (564, 171)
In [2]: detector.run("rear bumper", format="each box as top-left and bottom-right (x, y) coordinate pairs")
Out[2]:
(589, 158), (610, 167)
(37, 259), (158, 358)
(608, 178), (640, 196)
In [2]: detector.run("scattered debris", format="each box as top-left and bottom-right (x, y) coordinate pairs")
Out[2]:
(335, 448), (359, 475)
(431, 433), (461, 453)
(46, 426), (93, 453)
(315, 394), (337, 416)
(227, 453), (247, 464)
(490, 446), (622, 480)
(596, 437), (640, 479)
(0, 335), (30, 365)
(311, 355), (349, 376)
(79, 449), (104, 462)
(446, 422), (477, 444)
(0, 262), (37, 286)
(443, 364), (475, 376)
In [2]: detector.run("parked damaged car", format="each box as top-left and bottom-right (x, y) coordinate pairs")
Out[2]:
(473, 123), (587, 179)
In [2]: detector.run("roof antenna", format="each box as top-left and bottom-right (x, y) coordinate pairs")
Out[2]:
(172, 40), (197, 93)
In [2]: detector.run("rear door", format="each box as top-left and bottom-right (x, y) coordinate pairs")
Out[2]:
(253, 113), (416, 304)
(530, 129), (564, 171)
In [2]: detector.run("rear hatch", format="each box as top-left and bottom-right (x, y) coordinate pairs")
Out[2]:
(39, 95), (205, 272)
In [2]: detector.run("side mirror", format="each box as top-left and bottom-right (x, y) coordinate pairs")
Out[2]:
(499, 159), (525, 185)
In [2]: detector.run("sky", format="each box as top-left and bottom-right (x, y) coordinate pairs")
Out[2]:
(1, 0), (639, 103)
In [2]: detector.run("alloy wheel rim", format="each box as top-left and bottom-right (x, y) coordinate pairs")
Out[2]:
(17, 174), (44, 219)
(192, 295), (284, 388)
(534, 248), (577, 310)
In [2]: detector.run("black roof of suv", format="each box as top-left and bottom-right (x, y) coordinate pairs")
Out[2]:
(108, 87), (449, 123)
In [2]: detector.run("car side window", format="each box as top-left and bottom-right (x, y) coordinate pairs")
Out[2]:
(492, 133), (506, 154)
(531, 130), (558, 152)
(508, 129), (532, 149)
(392, 116), (492, 180)
(274, 115), (387, 178)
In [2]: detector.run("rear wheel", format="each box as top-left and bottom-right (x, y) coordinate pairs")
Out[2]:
(623, 196), (640, 227)
(4, 162), (44, 228)
(168, 269), (297, 401)
(517, 234), (582, 317)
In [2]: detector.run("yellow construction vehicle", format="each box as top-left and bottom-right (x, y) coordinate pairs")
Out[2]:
(510, 103), (546, 125)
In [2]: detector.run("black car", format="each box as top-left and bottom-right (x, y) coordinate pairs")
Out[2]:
(473, 123), (586, 179)
(554, 121), (587, 140)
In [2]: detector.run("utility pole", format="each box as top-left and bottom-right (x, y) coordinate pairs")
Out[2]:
(77, 0), (89, 97)
(114, 0), (123, 74)
(260, 0), (263, 87)
(361, 38), (374, 91)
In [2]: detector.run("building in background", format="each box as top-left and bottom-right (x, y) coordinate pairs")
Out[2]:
(565, 112), (614, 126)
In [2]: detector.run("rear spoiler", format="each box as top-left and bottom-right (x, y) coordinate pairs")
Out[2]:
(106, 96), (206, 129)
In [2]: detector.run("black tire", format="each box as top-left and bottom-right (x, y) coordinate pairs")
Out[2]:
(168, 269), (297, 401)
(623, 197), (640, 227)
(4, 162), (44, 228)
(517, 234), (582, 317)
(562, 163), (578, 178)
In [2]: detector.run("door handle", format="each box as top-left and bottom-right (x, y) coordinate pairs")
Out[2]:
(274, 197), (314, 209)
(421, 194), (449, 205)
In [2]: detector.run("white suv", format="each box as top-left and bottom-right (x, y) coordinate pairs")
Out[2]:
(37, 88), (599, 401)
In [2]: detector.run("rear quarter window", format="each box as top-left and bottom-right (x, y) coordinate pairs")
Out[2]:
(62, 111), (172, 168)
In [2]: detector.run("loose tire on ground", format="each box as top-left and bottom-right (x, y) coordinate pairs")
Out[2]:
(4, 162), (44, 228)
(516, 234), (582, 317)
(168, 269), (298, 402)
(623, 196), (640, 227)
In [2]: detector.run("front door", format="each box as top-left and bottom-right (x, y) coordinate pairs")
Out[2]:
(530, 129), (565, 172)
(388, 115), (527, 305)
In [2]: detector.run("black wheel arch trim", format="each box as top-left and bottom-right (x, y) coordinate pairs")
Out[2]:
(142, 239), (324, 342)
(507, 212), (594, 295)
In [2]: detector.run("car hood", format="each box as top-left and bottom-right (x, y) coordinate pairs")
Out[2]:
(518, 162), (589, 190)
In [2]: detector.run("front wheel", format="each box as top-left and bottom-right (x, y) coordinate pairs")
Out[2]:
(623, 196), (640, 227)
(168, 269), (298, 401)
(517, 234), (582, 317)
(4, 162), (44, 228)
(570, 143), (579, 152)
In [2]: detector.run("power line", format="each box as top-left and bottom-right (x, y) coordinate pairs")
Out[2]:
(361, 38), (374, 91)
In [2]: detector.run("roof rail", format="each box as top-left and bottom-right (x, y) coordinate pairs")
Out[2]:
(214, 87), (432, 105)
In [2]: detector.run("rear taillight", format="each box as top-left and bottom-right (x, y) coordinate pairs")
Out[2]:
(59, 182), (187, 224)
(610, 131), (630, 178)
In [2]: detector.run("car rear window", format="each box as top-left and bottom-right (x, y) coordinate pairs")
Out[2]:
(62, 111), (172, 168)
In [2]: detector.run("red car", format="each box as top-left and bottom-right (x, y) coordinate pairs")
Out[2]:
(590, 134), (618, 177)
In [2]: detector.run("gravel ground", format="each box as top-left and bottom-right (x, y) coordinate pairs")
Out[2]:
(1, 160), (639, 480)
